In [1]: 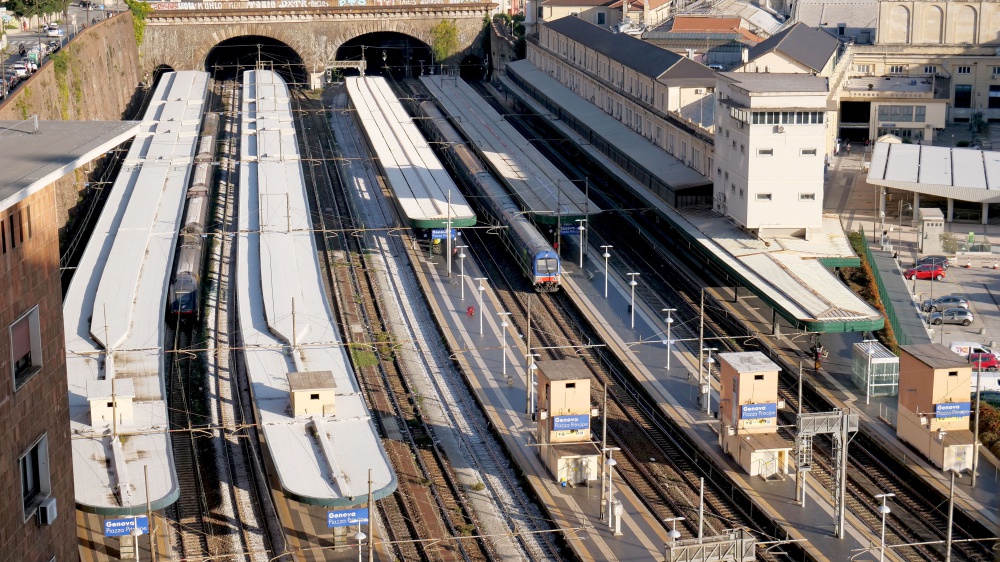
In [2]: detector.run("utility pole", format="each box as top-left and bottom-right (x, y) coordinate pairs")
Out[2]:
(446, 189), (452, 278)
(945, 470), (955, 562)
(698, 289), (705, 406)
(145, 464), (155, 562)
(368, 468), (374, 562)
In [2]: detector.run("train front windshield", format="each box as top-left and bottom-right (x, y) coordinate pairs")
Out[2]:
(537, 258), (559, 274)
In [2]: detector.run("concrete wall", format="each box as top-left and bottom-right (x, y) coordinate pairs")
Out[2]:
(877, 0), (1000, 45)
(0, 13), (142, 236)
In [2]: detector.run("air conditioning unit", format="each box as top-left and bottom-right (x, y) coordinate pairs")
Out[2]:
(777, 126), (786, 133)
(37, 496), (57, 526)
(694, 88), (705, 94)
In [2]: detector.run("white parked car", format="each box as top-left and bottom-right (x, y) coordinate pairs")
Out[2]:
(45, 24), (64, 37)
(9, 63), (28, 77)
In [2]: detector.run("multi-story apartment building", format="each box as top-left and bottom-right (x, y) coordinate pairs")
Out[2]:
(529, 16), (717, 176)
(0, 120), (136, 562)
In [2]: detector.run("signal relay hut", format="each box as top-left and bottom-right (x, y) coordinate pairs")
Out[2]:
(287, 371), (336, 417)
(717, 352), (792, 478)
(897, 344), (974, 472)
(535, 359), (600, 485)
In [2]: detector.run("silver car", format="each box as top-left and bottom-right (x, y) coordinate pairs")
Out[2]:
(930, 308), (974, 326)
(922, 295), (969, 312)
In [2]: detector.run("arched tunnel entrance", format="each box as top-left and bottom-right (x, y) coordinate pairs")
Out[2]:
(336, 33), (432, 81)
(205, 36), (306, 86)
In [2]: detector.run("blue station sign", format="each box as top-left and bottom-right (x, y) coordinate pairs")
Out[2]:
(104, 516), (149, 537)
(552, 414), (590, 431)
(327, 508), (369, 528)
(935, 402), (971, 419)
(559, 225), (581, 236)
(740, 403), (777, 420)
(430, 228), (457, 240)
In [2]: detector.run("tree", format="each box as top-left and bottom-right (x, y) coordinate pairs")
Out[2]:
(5, 0), (61, 19)
(430, 19), (459, 64)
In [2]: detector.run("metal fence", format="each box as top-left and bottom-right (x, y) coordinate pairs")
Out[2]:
(858, 226), (911, 345)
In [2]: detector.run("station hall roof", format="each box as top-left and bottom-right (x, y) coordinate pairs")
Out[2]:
(745, 22), (839, 72)
(0, 120), (139, 211)
(867, 142), (1000, 203)
(542, 16), (716, 85)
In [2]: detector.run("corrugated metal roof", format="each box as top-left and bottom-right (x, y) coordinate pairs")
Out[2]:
(746, 22), (838, 72)
(867, 142), (1000, 203)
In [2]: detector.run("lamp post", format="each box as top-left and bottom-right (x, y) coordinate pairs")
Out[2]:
(662, 308), (676, 371)
(499, 311), (512, 383)
(606, 456), (618, 529)
(601, 245), (613, 298)
(475, 278), (487, 335)
(875, 492), (895, 562)
(526, 353), (539, 416)
(627, 272), (640, 329)
(575, 219), (587, 268)
(664, 516), (685, 542)
(456, 245), (467, 300)
(703, 347), (718, 415)
(353, 526), (366, 562)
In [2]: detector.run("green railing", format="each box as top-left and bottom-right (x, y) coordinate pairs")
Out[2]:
(858, 226), (910, 345)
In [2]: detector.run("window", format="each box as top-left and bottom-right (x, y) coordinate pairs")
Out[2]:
(739, 188), (744, 198)
(990, 86), (1000, 109)
(915, 105), (926, 121)
(566, 382), (576, 389)
(925, 65), (937, 75)
(754, 374), (765, 380)
(1, 216), (5, 254)
(25, 206), (31, 239)
(8, 211), (15, 249)
(949, 371), (958, 377)
(310, 393), (320, 400)
(731, 183), (735, 193)
(889, 65), (906, 74)
(800, 149), (818, 156)
(681, 141), (687, 160)
(957, 66), (971, 75)
(756, 193), (772, 201)
(758, 148), (773, 156)
(732, 140), (737, 149)
(855, 64), (872, 74)
(740, 144), (745, 154)
(799, 193), (816, 200)
(19, 434), (50, 521)
(596, 12), (606, 25)
(993, 66), (1000, 77)
(955, 84), (973, 108)
(11, 306), (42, 389)
(837, 24), (846, 36)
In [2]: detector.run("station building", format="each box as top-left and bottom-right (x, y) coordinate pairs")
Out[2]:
(0, 119), (138, 562)
(717, 352), (791, 479)
(535, 359), (600, 485)
(528, 16), (717, 179)
(896, 344), (974, 472)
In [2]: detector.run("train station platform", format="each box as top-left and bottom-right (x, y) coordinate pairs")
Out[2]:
(347, 76), (475, 229)
(501, 59), (885, 334)
(410, 248), (675, 561)
(557, 247), (903, 561)
(420, 75), (600, 224)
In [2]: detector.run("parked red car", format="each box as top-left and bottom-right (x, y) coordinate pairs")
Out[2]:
(970, 353), (999, 372)
(904, 264), (945, 281)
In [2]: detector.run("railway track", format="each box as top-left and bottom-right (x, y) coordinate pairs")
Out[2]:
(290, 86), (489, 562)
(164, 74), (281, 562)
(475, 80), (997, 561)
(462, 221), (792, 562)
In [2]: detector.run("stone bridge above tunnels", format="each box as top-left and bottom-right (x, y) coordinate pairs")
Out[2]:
(142, 2), (493, 87)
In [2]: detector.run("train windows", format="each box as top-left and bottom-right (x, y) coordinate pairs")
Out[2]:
(537, 258), (559, 273)
(11, 306), (42, 390)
